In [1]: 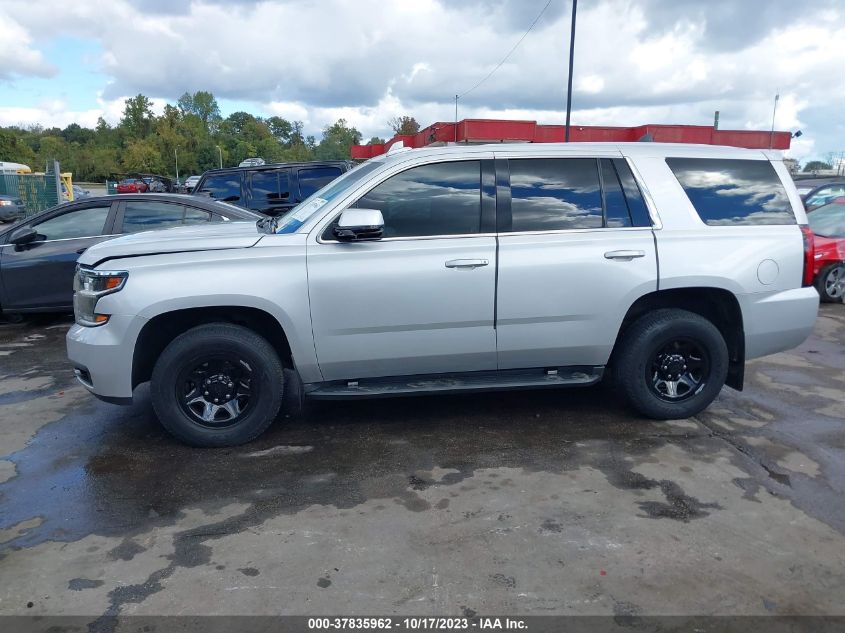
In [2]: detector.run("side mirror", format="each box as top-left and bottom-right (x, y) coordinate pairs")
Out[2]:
(9, 226), (38, 246)
(334, 208), (384, 242)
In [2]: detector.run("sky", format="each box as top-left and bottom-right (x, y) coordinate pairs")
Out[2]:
(0, 0), (843, 163)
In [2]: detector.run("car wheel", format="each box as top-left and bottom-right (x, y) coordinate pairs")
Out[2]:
(150, 323), (284, 447)
(612, 309), (728, 420)
(816, 263), (845, 303)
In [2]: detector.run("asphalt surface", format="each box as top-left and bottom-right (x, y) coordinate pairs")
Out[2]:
(0, 307), (843, 622)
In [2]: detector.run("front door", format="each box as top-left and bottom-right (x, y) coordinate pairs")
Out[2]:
(0, 203), (115, 311)
(307, 159), (498, 381)
(495, 156), (658, 369)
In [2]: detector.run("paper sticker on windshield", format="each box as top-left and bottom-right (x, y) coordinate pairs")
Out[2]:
(290, 197), (327, 221)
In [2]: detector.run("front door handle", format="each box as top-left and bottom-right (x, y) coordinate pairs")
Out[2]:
(604, 250), (645, 261)
(445, 258), (489, 269)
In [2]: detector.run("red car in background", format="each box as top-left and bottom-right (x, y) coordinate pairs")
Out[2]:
(116, 178), (148, 194)
(808, 199), (845, 302)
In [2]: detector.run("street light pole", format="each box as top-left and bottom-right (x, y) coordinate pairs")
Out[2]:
(564, 0), (577, 142)
(769, 91), (779, 150)
(216, 145), (223, 168)
(174, 148), (179, 184)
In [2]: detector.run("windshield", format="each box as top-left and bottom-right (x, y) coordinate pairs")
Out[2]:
(274, 160), (384, 234)
(808, 203), (845, 238)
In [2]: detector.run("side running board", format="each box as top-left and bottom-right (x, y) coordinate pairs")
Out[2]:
(305, 366), (604, 400)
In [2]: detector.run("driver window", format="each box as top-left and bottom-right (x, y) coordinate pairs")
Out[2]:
(33, 206), (111, 240)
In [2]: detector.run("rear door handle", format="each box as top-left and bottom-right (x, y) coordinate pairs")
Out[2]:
(445, 258), (489, 269)
(604, 250), (645, 261)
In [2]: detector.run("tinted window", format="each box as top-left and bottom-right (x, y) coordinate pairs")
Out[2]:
(184, 207), (214, 224)
(250, 170), (290, 205)
(601, 159), (632, 228)
(299, 166), (343, 199)
(354, 161), (481, 238)
(666, 158), (795, 226)
(198, 173), (241, 202)
(122, 202), (184, 233)
(34, 206), (110, 240)
(509, 158), (602, 231)
(613, 158), (652, 226)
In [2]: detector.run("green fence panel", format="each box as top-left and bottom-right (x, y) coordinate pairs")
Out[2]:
(0, 174), (59, 217)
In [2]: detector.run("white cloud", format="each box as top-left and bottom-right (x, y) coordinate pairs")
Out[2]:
(0, 12), (56, 81)
(0, 0), (843, 161)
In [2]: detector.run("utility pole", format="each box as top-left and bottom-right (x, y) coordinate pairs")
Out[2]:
(769, 91), (779, 150)
(564, 0), (578, 142)
(216, 145), (223, 168)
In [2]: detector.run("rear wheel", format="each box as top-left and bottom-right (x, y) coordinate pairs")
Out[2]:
(150, 323), (284, 447)
(612, 309), (728, 420)
(816, 263), (845, 303)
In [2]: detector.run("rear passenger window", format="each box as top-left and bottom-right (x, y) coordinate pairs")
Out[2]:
(612, 158), (652, 226)
(299, 167), (343, 199)
(354, 161), (481, 238)
(122, 202), (185, 233)
(509, 159), (602, 231)
(600, 159), (632, 228)
(666, 158), (795, 226)
(251, 170), (290, 204)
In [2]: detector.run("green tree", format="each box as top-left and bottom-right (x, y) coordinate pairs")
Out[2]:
(316, 119), (362, 160)
(388, 116), (420, 135)
(121, 94), (155, 139)
(0, 128), (37, 166)
(123, 138), (165, 173)
(803, 160), (832, 172)
(367, 136), (386, 145)
(178, 91), (221, 132)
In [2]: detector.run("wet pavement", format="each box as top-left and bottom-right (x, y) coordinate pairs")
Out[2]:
(0, 307), (843, 620)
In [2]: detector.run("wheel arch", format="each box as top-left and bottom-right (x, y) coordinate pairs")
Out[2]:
(132, 305), (295, 390)
(611, 287), (745, 390)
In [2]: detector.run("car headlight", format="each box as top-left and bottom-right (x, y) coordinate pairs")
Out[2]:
(73, 267), (128, 327)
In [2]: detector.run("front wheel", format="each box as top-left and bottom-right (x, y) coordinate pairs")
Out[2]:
(816, 263), (845, 303)
(150, 323), (284, 447)
(612, 309), (729, 420)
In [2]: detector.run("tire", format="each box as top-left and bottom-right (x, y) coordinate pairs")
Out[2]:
(150, 323), (284, 447)
(612, 309), (729, 420)
(816, 263), (845, 303)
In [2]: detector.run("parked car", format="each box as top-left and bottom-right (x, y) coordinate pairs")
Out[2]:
(116, 178), (148, 194)
(0, 194), (25, 223)
(73, 185), (92, 199)
(807, 200), (845, 302)
(801, 181), (845, 211)
(793, 176), (844, 199)
(67, 143), (819, 447)
(183, 175), (201, 193)
(239, 157), (266, 167)
(193, 160), (352, 216)
(0, 194), (259, 318)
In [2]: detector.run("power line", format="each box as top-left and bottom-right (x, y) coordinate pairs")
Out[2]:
(457, 0), (554, 100)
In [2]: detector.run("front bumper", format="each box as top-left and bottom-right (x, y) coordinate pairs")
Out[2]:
(66, 314), (147, 402)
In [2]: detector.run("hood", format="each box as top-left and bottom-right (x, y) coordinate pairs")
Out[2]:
(79, 221), (264, 266)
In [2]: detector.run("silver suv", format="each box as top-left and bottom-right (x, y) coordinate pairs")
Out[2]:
(67, 143), (819, 447)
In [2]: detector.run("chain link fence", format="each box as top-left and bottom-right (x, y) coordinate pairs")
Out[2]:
(0, 172), (60, 218)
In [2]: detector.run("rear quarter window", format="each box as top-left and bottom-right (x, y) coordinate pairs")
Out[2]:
(666, 158), (795, 226)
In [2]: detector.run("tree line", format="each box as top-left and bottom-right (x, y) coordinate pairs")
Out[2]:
(0, 91), (417, 182)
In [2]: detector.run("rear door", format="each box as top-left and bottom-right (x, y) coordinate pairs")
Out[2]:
(494, 154), (658, 369)
(0, 202), (117, 310)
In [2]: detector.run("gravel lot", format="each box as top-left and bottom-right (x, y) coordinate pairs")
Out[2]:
(0, 306), (843, 623)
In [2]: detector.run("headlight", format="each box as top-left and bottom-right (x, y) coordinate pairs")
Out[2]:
(73, 267), (128, 327)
